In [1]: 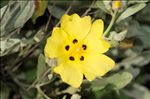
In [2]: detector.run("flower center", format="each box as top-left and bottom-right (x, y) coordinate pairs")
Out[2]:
(75, 47), (80, 52)
(64, 38), (87, 61)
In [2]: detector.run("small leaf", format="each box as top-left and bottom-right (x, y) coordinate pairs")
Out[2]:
(33, 29), (45, 42)
(37, 54), (48, 83)
(117, 3), (146, 22)
(95, 1), (111, 14)
(62, 87), (78, 95)
(45, 57), (57, 67)
(71, 94), (81, 99)
(91, 72), (133, 91)
(103, 1), (112, 11)
(48, 5), (65, 19)
(32, 0), (48, 23)
(113, 29), (128, 41)
(62, 95), (67, 99)
(0, 38), (21, 56)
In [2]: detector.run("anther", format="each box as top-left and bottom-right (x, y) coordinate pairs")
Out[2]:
(65, 45), (70, 51)
(73, 39), (78, 44)
(82, 44), (87, 50)
(69, 56), (75, 61)
(80, 56), (84, 61)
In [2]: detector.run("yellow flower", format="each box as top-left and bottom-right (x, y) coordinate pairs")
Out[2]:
(44, 14), (115, 88)
(112, 0), (122, 10)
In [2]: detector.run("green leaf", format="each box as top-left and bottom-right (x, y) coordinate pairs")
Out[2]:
(61, 87), (78, 94)
(118, 51), (150, 68)
(25, 68), (37, 83)
(126, 23), (150, 49)
(48, 5), (65, 19)
(71, 94), (81, 99)
(117, 3), (146, 22)
(95, 1), (111, 14)
(127, 0), (149, 4)
(0, 1), (35, 36)
(124, 83), (150, 99)
(0, 38), (20, 56)
(37, 54), (48, 83)
(91, 72), (133, 91)
(32, 0), (48, 23)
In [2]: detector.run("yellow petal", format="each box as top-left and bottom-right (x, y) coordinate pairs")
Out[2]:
(54, 61), (83, 88)
(83, 19), (110, 53)
(89, 19), (104, 38)
(44, 27), (69, 58)
(81, 53), (115, 81)
(83, 38), (110, 54)
(61, 14), (92, 40)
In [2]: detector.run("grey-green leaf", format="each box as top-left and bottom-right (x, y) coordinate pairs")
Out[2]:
(124, 83), (150, 99)
(118, 51), (150, 68)
(91, 72), (133, 91)
(0, 38), (20, 56)
(0, 1), (35, 36)
(95, 1), (111, 14)
(37, 54), (48, 83)
(48, 5), (65, 19)
(117, 3), (146, 22)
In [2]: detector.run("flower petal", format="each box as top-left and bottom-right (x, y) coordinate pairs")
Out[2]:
(83, 19), (110, 53)
(85, 38), (110, 54)
(61, 14), (91, 40)
(81, 53), (115, 81)
(89, 19), (104, 38)
(54, 61), (83, 88)
(44, 27), (69, 58)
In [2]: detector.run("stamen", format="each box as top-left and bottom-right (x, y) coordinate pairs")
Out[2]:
(69, 56), (75, 61)
(73, 39), (78, 44)
(80, 56), (84, 61)
(65, 45), (70, 51)
(82, 44), (87, 50)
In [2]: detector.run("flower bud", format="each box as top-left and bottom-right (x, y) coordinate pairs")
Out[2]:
(112, 0), (122, 11)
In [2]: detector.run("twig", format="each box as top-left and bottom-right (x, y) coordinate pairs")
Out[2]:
(82, 0), (95, 17)
(8, 71), (30, 90)
(27, 69), (50, 90)
(55, 0), (74, 27)
(103, 10), (117, 37)
(36, 85), (51, 99)
(44, 15), (52, 33)
(12, 43), (39, 72)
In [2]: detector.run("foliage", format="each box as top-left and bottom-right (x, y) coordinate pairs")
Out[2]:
(0, 0), (150, 99)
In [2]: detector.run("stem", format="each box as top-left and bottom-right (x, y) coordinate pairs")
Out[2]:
(81, 0), (95, 17)
(103, 11), (117, 37)
(36, 85), (51, 99)
(27, 69), (50, 90)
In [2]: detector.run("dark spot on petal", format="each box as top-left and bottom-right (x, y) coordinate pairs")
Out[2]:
(80, 56), (84, 61)
(69, 56), (75, 61)
(73, 39), (78, 44)
(82, 44), (87, 50)
(65, 45), (70, 51)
